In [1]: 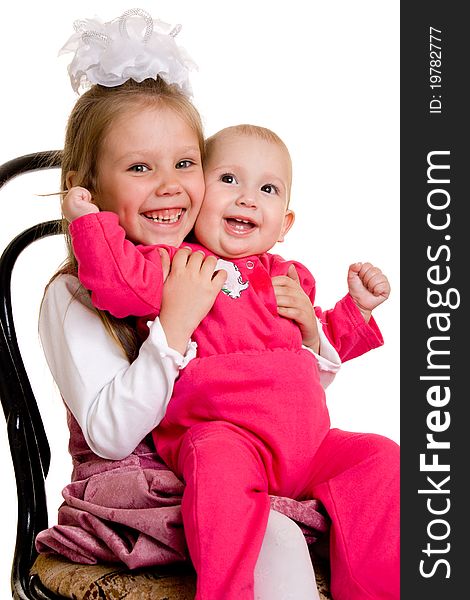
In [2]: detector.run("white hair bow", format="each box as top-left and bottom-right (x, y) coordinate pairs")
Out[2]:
(59, 8), (197, 96)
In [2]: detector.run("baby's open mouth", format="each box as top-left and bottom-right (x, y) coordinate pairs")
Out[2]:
(225, 217), (256, 233)
(142, 208), (185, 224)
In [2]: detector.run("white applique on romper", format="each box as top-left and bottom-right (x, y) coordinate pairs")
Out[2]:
(216, 259), (249, 299)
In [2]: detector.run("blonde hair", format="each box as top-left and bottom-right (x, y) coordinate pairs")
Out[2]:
(52, 77), (205, 361)
(204, 124), (293, 200)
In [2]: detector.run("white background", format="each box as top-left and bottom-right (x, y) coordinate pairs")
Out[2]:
(0, 1), (399, 596)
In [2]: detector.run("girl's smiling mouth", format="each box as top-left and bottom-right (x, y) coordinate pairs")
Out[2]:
(142, 208), (185, 224)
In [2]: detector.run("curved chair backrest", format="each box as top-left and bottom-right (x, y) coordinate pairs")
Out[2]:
(0, 151), (62, 598)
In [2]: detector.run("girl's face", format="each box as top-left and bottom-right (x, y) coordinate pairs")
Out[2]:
(95, 104), (205, 246)
(195, 132), (294, 259)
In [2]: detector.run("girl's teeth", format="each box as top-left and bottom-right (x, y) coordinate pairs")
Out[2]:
(145, 209), (183, 223)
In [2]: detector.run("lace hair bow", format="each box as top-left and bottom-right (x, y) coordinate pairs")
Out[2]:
(59, 8), (197, 96)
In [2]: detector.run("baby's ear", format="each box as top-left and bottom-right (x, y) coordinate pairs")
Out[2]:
(65, 170), (79, 190)
(278, 209), (295, 242)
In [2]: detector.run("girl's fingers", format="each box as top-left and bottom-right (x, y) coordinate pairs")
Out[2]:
(286, 264), (300, 283)
(200, 254), (219, 278)
(276, 306), (307, 324)
(171, 247), (193, 270)
(272, 283), (301, 299)
(212, 268), (228, 289)
(185, 249), (205, 271)
(170, 249), (217, 276)
(158, 248), (171, 281)
(273, 293), (299, 309)
(271, 275), (298, 289)
(166, 249), (226, 295)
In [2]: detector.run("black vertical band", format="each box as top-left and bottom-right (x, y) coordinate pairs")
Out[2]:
(400, 3), (467, 597)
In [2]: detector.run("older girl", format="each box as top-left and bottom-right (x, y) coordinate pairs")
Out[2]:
(36, 10), (340, 599)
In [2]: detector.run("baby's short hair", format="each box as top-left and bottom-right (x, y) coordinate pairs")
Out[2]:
(205, 123), (290, 160)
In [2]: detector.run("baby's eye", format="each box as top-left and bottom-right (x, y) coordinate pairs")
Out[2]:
(129, 164), (149, 173)
(176, 160), (194, 169)
(221, 173), (237, 184)
(261, 184), (279, 195)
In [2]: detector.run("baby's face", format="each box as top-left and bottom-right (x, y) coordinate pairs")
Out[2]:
(195, 133), (294, 259)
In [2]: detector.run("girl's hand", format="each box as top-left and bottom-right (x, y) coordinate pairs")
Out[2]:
(347, 262), (391, 322)
(62, 186), (99, 222)
(159, 248), (227, 354)
(272, 264), (320, 352)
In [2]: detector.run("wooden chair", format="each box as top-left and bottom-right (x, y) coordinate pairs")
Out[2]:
(0, 152), (331, 599)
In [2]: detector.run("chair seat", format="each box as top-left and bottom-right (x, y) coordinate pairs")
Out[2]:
(30, 554), (197, 599)
(31, 553), (332, 599)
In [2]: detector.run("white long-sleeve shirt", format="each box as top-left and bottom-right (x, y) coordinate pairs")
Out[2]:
(39, 274), (340, 460)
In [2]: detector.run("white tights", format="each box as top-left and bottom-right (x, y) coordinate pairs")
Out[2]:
(255, 509), (320, 600)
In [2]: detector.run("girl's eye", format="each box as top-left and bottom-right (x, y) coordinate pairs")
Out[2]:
(261, 184), (278, 195)
(176, 160), (194, 169)
(129, 164), (149, 173)
(221, 173), (237, 184)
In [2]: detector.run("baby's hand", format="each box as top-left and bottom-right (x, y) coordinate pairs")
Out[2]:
(62, 186), (99, 222)
(272, 264), (319, 352)
(347, 262), (391, 322)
